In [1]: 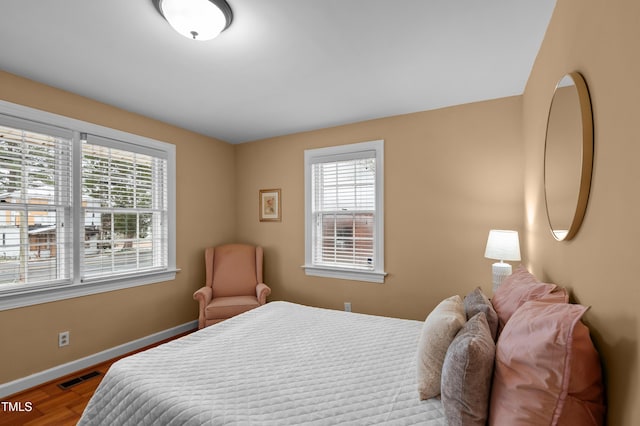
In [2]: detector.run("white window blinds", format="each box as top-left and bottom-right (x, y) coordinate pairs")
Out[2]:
(0, 120), (73, 287)
(81, 135), (168, 279)
(304, 140), (385, 283)
(311, 153), (376, 269)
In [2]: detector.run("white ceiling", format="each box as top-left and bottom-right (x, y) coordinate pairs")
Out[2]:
(0, 0), (556, 144)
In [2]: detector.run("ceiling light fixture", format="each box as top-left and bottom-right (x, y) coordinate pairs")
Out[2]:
(153, 0), (233, 41)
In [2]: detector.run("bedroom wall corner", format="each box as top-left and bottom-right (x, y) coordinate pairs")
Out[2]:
(0, 71), (237, 384)
(522, 0), (640, 424)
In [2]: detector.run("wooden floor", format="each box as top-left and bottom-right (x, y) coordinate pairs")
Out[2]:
(1, 331), (193, 426)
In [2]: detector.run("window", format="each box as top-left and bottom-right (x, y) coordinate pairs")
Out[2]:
(0, 101), (176, 310)
(303, 140), (386, 283)
(81, 136), (168, 280)
(0, 118), (73, 287)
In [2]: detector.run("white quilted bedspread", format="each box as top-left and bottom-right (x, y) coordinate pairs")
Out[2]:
(79, 301), (445, 425)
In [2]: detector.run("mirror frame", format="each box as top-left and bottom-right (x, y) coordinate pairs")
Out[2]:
(543, 71), (594, 241)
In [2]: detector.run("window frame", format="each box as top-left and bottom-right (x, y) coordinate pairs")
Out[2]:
(0, 100), (177, 311)
(303, 140), (386, 283)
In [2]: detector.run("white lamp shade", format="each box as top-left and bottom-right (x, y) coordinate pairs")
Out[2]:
(158, 0), (231, 41)
(484, 230), (521, 262)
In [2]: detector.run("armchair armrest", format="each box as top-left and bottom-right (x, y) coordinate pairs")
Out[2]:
(193, 286), (213, 329)
(193, 286), (213, 305)
(256, 283), (271, 305)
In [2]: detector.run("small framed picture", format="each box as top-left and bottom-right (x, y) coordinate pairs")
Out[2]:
(259, 189), (281, 222)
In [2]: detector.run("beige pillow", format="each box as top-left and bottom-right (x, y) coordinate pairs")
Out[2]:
(417, 295), (466, 400)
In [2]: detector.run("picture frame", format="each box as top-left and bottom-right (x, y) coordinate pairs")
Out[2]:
(259, 188), (281, 222)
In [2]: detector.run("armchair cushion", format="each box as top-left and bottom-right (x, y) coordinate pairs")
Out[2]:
(205, 295), (261, 320)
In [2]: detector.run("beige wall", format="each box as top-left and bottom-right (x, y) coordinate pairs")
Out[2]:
(0, 71), (237, 383)
(523, 0), (640, 424)
(235, 96), (524, 321)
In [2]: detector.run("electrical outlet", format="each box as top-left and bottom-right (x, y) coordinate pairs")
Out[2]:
(344, 302), (352, 312)
(58, 331), (70, 347)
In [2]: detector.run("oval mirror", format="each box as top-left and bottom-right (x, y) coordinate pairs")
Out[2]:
(544, 72), (593, 241)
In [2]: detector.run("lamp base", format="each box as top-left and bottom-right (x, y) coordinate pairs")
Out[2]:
(492, 262), (512, 293)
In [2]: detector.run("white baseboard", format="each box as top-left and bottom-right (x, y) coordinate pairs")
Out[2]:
(0, 320), (198, 398)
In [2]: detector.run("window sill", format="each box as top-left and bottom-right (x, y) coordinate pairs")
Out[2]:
(302, 265), (387, 283)
(0, 268), (180, 311)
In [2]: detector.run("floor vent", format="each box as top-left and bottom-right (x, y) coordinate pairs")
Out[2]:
(58, 370), (102, 390)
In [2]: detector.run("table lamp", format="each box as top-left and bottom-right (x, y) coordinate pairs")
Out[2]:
(484, 230), (521, 292)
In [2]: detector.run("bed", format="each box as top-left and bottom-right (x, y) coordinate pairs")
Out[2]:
(79, 301), (446, 425)
(79, 266), (606, 425)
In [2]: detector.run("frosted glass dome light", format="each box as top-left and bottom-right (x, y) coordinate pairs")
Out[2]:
(153, 0), (233, 41)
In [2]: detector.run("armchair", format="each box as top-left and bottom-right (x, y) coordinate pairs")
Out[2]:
(193, 244), (271, 329)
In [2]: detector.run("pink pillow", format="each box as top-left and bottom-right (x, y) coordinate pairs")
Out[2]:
(491, 266), (556, 333)
(489, 301), (605, 425)
(540, 286), (570, 304)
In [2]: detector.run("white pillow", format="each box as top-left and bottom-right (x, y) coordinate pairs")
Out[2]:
(417, 295), (466, 400)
